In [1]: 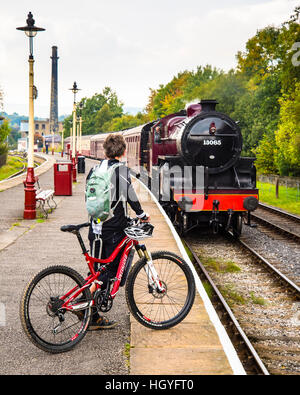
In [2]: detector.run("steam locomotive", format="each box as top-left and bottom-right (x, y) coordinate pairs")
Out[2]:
(65, 100), (259, 236)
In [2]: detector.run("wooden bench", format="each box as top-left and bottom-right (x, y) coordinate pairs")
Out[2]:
(35, 177), (57, 218)
(24, 176), (57, 218)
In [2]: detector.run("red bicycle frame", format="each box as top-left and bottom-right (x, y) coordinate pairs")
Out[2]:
(60, 234), (138, 312)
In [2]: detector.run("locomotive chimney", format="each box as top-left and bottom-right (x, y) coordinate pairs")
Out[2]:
(199, 99), (218, 112)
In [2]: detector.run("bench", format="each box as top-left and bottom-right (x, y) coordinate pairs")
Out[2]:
(35, 177), (57, 218)
(24, 176), (57, 218)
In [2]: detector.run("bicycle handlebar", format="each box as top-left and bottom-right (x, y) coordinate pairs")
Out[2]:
(60, 216), (150, 234)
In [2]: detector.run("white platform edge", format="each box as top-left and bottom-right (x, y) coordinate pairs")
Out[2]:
(134, 176), (246, 376)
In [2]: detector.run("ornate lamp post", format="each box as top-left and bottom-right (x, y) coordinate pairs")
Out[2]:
(61, 127), (64, 157)
(17, 12), (45, 219)
(69, 82), (80, 182)
(78, 102), (83, 154)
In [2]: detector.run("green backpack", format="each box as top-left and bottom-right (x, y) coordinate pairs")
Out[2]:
(85, 160), (123, 223)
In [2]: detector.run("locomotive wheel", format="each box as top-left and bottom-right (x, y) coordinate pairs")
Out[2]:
(176, 212), (188, 236)
(232, 214), (242, 238)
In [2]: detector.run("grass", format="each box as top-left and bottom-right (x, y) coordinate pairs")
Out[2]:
(124, 342), (133, 369)
(0, 155), (26, 181)
(250, 292), (267, 306)
(201, 256), (241, 273)
(257, 181), (300, 216)
(220, 284), (247, 307)
(202, 281), (214, 299)
(9, 222), (21, 230)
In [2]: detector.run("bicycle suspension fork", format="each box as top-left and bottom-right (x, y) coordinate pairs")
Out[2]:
(135, 244), (165, 293)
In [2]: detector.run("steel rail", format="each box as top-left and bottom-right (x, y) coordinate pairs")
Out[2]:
(184, 240), (270, 376)
(237, 235), (300, 295)
(258, 202), (300, 222)
(251, 207), (300, 242)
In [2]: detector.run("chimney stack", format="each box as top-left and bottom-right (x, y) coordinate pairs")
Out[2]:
(50, 46), (59, 134)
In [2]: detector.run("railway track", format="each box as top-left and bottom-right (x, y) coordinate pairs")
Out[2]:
(247, 203), (300, 288)
(5, 153), (45, 180)
(185, 231), (300, 375)
(251, 203), (300, 242)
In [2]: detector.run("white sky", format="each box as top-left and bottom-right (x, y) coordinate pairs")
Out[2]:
(0, 0), (298, 118)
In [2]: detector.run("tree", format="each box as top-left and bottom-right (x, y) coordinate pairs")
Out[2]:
(274, 82), (300, 176)
(0, 120), (11, 159)
(233, 72), (281, 156)
(103, 112), (150, 132)
(149, 71), (191, 118)
(254, 133), (277, 174)
(63, 87), (123, 137)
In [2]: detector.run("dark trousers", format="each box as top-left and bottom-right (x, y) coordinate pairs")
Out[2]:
(88, 229), (126, 288)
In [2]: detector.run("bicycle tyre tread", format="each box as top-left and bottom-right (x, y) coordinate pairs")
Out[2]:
(125, 251), (195, 330)
(20, 265), (91, 354)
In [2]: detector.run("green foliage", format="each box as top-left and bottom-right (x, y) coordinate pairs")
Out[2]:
(254, 133), (277, 174)
(103, 112), (150, 132)
(144, 7), (300, 176)
(63, 87), (124, 137)
(0, 120), (11, 156)
(274, 82), (300, 176)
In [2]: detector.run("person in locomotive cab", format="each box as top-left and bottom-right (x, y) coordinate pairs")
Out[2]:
(86, 133), (150, 330)
(154, 124), (163, 143)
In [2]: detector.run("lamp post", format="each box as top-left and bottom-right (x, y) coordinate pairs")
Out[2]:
(76, 118), (79, 155)
(17, 12), (45, 219)
(78, 102), (83, 154)
(61, 127), (64, 157)
(69, 82), (80, 182)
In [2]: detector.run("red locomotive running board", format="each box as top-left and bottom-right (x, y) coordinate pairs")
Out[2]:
(173, 190), (259, 212)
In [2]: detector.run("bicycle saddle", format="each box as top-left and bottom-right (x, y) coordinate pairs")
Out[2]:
(60, 222), (90, 233)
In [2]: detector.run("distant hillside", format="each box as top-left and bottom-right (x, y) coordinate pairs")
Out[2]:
(0, 112), (28, 128)
(0, 112), (69, 128)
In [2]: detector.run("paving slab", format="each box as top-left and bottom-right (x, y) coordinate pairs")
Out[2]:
(0, 156), (130, 375)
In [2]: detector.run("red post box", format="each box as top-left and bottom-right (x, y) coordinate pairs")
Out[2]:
(54, 161), (72, 196)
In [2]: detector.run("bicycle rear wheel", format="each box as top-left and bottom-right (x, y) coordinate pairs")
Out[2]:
(125, 251), (195, 329)
(20, 265), (92, 353)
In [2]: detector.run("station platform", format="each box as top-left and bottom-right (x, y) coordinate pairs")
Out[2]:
(0, 154), (245, 375)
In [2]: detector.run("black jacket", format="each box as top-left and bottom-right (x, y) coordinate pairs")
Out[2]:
(86, 159), (145, 238)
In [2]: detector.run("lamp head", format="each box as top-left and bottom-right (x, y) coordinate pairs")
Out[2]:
(70, 81), (80, 94)
(16, 12), (45, 37)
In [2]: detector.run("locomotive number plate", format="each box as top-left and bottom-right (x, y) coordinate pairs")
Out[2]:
(203, 139), (221, 145)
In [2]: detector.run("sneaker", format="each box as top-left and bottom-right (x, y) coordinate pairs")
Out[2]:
(88, 315), (118, 330)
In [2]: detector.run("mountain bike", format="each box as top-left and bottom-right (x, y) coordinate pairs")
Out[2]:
(20, 219), (195, 353)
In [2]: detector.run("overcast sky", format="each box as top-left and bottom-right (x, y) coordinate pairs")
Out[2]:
(0, 0), (298, 118)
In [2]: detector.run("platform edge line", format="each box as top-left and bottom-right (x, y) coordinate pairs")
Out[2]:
(133, 176), (246, 376)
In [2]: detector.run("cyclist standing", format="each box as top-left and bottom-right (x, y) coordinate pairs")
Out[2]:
(86, 134), (149, 330)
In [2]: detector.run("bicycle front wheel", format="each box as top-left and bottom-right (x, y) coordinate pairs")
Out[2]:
(125, 251), (195, 329)
(20, 265), (92, 353)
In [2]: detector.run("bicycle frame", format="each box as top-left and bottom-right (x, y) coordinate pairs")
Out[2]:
(58, 224), (166, 315)
(59, 232), (138, 312)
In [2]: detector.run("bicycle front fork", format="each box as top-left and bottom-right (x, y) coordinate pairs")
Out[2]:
(135, 244), (165, 293)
